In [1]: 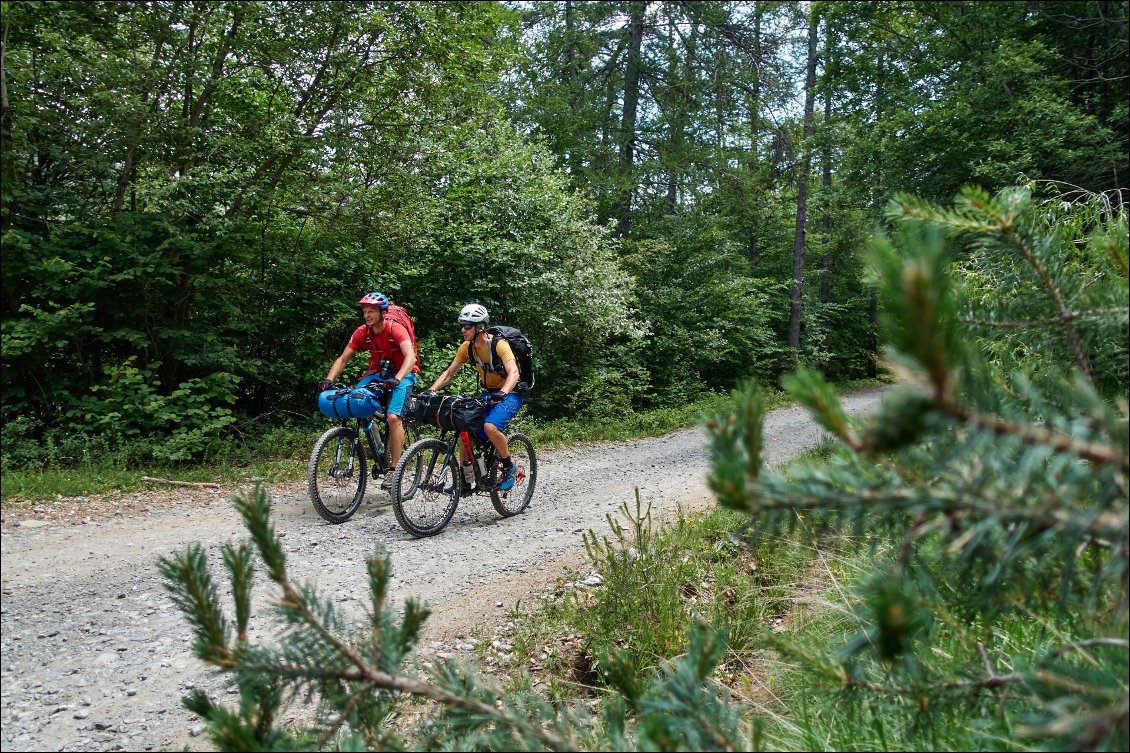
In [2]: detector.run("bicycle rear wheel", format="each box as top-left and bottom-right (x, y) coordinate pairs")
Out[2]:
(308, 426), (367, 524)
(372, 419), (421, 478)
(392, 438), (459, 537)
(491, 433), (536, 517)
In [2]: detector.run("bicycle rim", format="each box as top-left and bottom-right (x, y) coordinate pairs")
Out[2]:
(392, 438), (459, 536)
(491, 433), (536, 517)
(308, 426), (367, 524)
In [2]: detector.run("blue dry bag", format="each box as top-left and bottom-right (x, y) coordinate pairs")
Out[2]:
(317, 387), (384, 419)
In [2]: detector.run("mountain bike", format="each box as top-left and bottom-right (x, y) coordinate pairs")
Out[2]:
(308, 366), (422, 524)
(390, 396), (537, 537)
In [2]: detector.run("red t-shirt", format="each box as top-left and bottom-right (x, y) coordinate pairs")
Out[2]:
(348, 322), (420, 376)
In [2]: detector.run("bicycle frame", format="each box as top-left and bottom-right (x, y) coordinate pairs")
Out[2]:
(325, 416), (384, 479)
(310, 362), (429, 525)
(428, 429), (498, 493)
(390, 402), (535, 536)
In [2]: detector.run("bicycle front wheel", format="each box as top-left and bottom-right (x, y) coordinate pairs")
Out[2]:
(491, 433), (536, 517)
(392, 438), (459, 537)
(308, 426), (367, 524)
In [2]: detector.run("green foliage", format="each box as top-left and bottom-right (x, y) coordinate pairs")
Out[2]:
(625, 216), (795, 395)
(363, 119), (643, 418)
(1, 386), (802, 501)
(576, 496), (811, 683)
(5, 0), (1127, 469)
(153, 185), (1126, 751)
(1, 1), (639, 457)
(708, 185), (1129, 750)
(74, 360), (239, 461)
(158, 485), (761, 751)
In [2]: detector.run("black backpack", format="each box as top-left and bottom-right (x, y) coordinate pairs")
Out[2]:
(481, 325), (535, 393)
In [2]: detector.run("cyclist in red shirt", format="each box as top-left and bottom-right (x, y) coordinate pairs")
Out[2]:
(320, 292), (418, 489)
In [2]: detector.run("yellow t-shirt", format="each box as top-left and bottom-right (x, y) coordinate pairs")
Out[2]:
(455, 337), (516, 391)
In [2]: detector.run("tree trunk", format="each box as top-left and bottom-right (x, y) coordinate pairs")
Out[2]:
(788, 7), (818, 351)
(820, 30), (833, 305)
(1, 6), (14, 235)
(563, 0), (583, 177)
(867, 47), (887, 377)
(616, 1), (646, 238)
(664, 10), (691, 216)
(747, 7), (762, 270)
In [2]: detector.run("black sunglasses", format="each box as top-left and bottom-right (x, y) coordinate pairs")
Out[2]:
(460, 323), (476, 330)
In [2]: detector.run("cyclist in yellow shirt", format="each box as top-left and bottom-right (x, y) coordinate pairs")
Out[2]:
(425, 303), (524, 492)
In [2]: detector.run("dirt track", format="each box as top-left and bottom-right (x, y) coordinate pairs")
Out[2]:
(0, 389), (885, 752)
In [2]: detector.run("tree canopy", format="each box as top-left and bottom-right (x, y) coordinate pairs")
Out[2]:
(2, 0), (1126, 463)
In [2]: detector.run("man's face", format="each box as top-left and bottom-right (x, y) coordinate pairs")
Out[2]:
(460, 322), (476, 343)
(361, 305), (383, 326)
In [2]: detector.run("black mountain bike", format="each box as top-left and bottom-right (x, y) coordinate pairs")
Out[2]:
(308, 369), (422, 524)
(390, 400), (537, 537)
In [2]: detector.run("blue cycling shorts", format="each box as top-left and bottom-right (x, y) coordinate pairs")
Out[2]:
(356, 372), (416, 417)
(476, 391), (524, 441)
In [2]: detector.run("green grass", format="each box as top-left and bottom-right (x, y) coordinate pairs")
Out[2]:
(0, 421), (315, 504)
(461, 441), (1126, 752)
(488, 493), (823, 701)
(4, 380), (872, 505)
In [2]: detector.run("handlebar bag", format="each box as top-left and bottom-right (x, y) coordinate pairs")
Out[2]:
(318, 387), (384, 419)
(413, 392), (450, 428)
(413, 394), (484, 432)
(450, 398), (485, 433)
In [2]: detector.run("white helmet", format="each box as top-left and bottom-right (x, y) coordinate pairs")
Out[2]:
(458, 303), (489, 326)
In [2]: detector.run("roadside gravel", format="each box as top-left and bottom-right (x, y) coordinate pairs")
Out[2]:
(0, 388), (885, 752)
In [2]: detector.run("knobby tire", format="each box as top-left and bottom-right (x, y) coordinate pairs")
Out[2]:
(491, 432), (537, 517)
(308, 425), (367, 524)
(391, 437), (459, 537)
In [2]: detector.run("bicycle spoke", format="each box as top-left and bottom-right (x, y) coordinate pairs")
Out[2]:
(491, 433), (536, 517)
(308, 426), (367, 524)
(392, 438), (459, 536)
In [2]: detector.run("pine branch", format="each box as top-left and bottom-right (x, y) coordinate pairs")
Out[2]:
(942, 400), (1128, 472)
(162, 485), (576, 751)
(960, 306), (1129, 329)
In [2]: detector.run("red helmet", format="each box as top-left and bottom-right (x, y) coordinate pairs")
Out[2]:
(358, 291), (390, 311)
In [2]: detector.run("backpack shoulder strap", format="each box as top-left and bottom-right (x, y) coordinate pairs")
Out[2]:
(386, 319), (407, 343)
(488, 333), (500, 373)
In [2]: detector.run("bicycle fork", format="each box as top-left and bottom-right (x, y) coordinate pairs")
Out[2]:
(331, 431), (363, 483)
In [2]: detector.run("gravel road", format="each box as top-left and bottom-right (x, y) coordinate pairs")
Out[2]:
(1, 388), (884, 752)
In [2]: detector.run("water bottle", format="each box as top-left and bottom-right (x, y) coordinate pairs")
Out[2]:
(458, 432), (475, 483)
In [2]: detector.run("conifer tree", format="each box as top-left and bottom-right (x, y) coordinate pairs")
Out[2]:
(160, 184), (1127, 750)
(158, 486), (754, 751)
(708, 183), (1128, 751)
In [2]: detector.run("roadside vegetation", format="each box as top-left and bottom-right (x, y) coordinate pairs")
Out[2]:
(1, 384), (850, 504)
(3, 1), (1126, 749)
(158, 187), (1128, 751)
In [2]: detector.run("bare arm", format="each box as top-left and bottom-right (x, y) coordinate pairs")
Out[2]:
(498, 359), (520, 395)
(428, 357), (462, 393)
(325, 346), (356, 383)
(394, 337), (416, 381)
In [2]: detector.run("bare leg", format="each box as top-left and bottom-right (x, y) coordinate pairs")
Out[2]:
(388, 413), (405, 468)
(483, 422), (509, 461)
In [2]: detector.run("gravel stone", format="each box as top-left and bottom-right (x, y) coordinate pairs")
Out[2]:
(0, 389), (884, 751)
